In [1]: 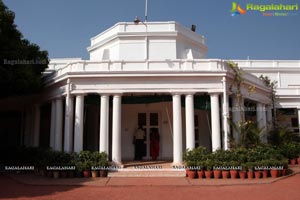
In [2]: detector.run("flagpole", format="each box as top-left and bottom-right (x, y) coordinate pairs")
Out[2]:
(145, 0), (148, 22)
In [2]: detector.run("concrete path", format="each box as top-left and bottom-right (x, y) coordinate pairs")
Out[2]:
(0, 166), (299, 200)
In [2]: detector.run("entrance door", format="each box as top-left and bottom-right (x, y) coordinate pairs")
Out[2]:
(138, 112), (160, 160)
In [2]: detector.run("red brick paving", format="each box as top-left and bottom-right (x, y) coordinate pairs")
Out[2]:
(1, 173), (300, 200)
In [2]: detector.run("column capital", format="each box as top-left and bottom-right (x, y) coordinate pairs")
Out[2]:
(171, 92), (196, 96)
(208, 90), (222, 95)
(73, 93), (87, 97)
(208, 92), (221, 96)
(171, 93), (182, 96)
(111, 93), (123, 97)
(98, 93), (111, 96)
(99, 94), (110, 98)
(183, 93), (196, 96)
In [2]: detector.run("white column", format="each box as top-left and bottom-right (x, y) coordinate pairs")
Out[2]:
(112, 95), (122, 164)
(297, 108), (300, 135)
(185, 94), (195, 150)
(99, 95), (109, 153)
(222, 95), (230, 150)
(23, 108), (32, 146)
(50, 100), (56, 149)
(210, 93), (221, 152)
(74, 95), (85, 153)
(257, 102), (267, 143)
(172, 94), (183, 165)
(231, 96), (244, 144)
(64, 95), (74, 152)
(33, 104), (40, 147)
(222, 77), (230, 150)
(55, 98), (63, 151)
(266, 106), (273, 130)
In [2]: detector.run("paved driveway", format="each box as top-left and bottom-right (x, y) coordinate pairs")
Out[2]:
(0, 173), (300, 200)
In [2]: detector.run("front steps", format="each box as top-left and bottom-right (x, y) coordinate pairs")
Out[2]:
(108, 161), (186, 177)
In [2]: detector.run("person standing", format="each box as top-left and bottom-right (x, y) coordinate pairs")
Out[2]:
(133, 125), (146, 161)
(150, 128), (160, 161)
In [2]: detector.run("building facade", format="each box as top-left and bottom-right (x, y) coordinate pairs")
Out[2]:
(1, 21), (299, 165)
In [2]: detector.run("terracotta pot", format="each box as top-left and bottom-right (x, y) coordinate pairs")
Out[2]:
(230, 170), (238, 179)
(91, 170), (99, 178)
(76, 171), (83, 178)
(39, 169), (46, 176)
(186, 170), (197, 179)
(213, 170), (222, 179)
(278, 170), (282, 177)
(53, 171), (60, 179)
(290, 159), (296, 166)
(83, 170), (90, 178)
(99, 170), (108, 177)
(282, 169), (288, 176)
(197, 170), (205, 179)
(204, 170), (213, 179)
(297, 157), (300, 165)
(222, 170), (230, 179)
(46, 171), (53, 178)
(262, 170), (268, 178)
(67, 171), (75, 178)
(239, 171), (247, 179)
(247, 171), (254, 179)
(34, 169), (40, 176)
(270, 170), (278, 178)
(60, 171), (68, 178)
(254, 171), (261, 179)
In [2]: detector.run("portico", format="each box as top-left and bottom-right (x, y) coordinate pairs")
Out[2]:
(8, 21), (272, 166)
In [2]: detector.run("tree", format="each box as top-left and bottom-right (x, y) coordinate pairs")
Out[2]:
(0, 0), (48, 98)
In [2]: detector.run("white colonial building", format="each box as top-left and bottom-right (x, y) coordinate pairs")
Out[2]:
(1, 21), (299, 165)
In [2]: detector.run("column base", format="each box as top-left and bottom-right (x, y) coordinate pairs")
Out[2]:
(171, 162), (185, 168)
(109, 161), (124, 169)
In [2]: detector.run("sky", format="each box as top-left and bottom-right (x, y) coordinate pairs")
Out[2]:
(3, 0), (300, 60)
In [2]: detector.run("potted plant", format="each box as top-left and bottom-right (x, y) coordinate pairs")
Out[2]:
(280, 143), (298, 165)
(212, 161), (222, 179)
(196, 160), (205, 179)
(99, 152), (109, 177)
(260, 160), (269, 178)
(254, 161), (262, 179)
(59, 152), (69, 178)
(229, 161), (240, 179)
(91, 151), (101, 178)
(269, 159), (279, 178)
(204, 160), (213, 179)
(67, 152), (77, 178)
(220, 161), (230, 179)
(79, 151), (92, 178)
(246, 162), (254, 179)
(51, 151), (63, 179)
(184, 149), (197, 179)
(239, 163), (247, 179)
(75, 161), (84, 177)
(282, 159), (289, 176)
(194, 147), (208, 179)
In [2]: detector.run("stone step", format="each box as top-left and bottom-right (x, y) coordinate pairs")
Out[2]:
(108, 170), (186, 177)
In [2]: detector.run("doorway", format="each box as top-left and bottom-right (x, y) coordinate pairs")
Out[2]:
(137, 112), (160, 160)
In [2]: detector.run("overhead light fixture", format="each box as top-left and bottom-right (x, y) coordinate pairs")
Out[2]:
(134, 16), (141, 25)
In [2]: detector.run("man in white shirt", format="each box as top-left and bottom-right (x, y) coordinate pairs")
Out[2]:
(133, 125), (146, 160)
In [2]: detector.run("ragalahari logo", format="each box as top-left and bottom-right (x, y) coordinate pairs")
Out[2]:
(231, 2), (247, 16)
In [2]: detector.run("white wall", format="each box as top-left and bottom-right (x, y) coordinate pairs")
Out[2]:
(120, 102), (212, 160)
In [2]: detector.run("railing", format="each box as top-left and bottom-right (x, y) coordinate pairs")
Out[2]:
(50, 59), (228, 76)
(234, 60), (300, 68)
(44, 59), (270, 90)
(277, 88), (300, 96)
